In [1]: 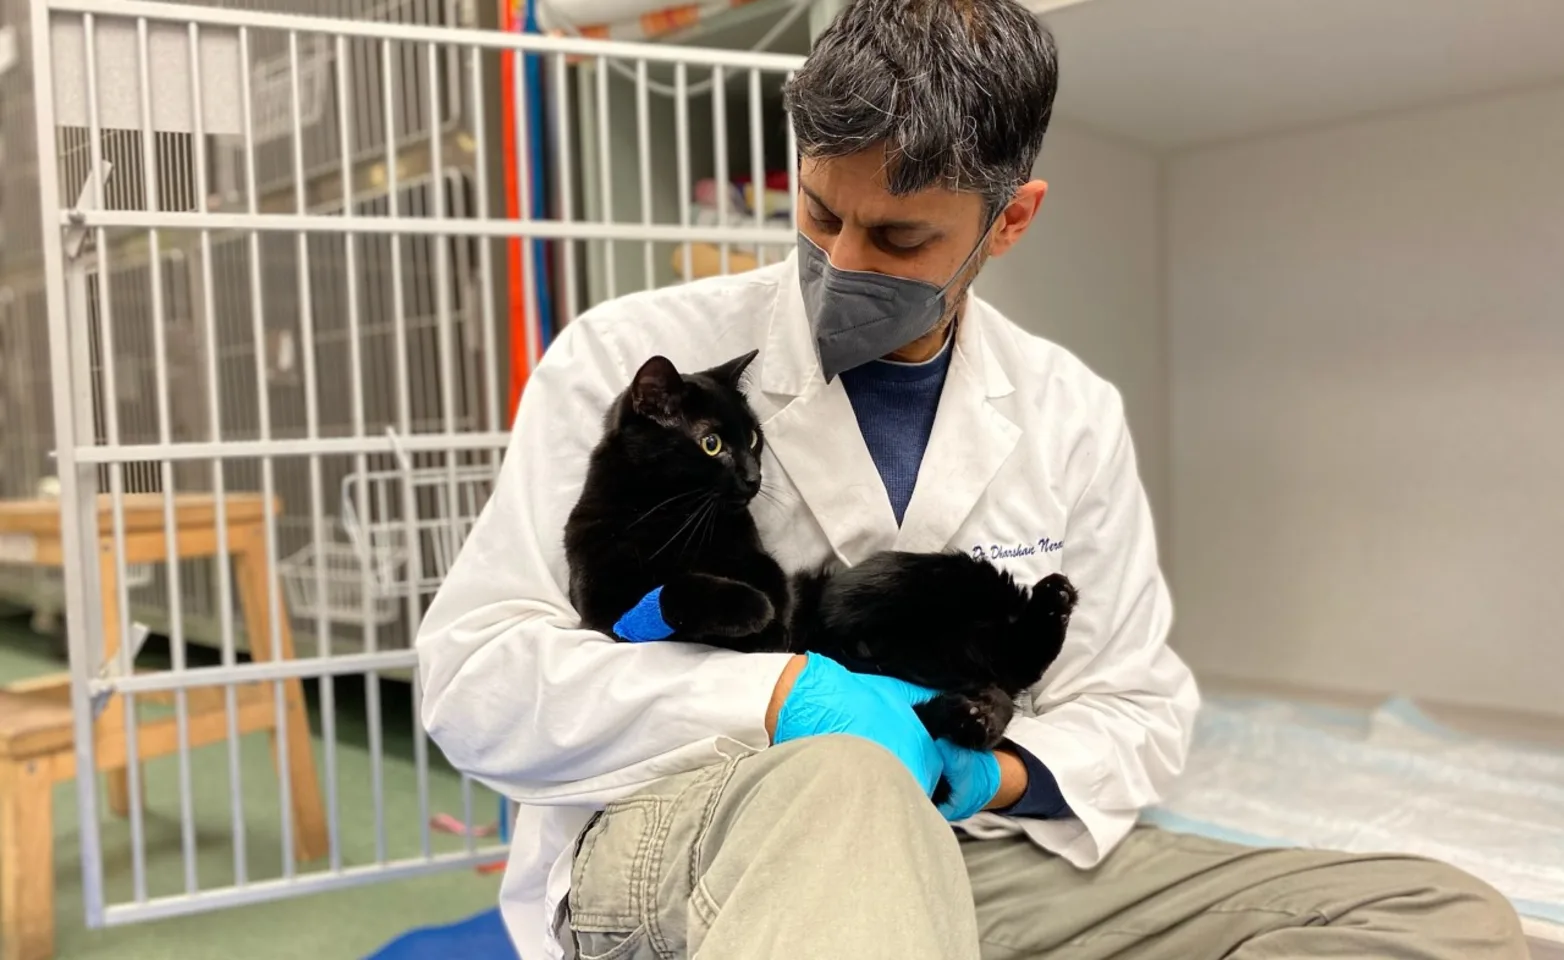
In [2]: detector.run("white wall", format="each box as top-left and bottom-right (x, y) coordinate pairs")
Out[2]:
(980, 121), (1170, 543)
(1166, 84), (1564, 715)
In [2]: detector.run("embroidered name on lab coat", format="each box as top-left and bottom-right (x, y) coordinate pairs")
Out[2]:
(970, 537), (1064, 562)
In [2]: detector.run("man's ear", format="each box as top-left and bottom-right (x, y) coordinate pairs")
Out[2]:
(703, 349), (759, 389)
(989, 180), (1047, 258)
(630, 355), (684, 423)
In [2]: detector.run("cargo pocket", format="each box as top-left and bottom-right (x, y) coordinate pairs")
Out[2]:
(573, 927), (652, 960)
(568, 797), (665, 960)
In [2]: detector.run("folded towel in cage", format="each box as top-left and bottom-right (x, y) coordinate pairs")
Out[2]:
(693, 177), (794, 222)
(675, 177), (794, 278)
(1142, 695), (1564, 925)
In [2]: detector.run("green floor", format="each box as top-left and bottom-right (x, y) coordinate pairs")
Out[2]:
(0, 611), (504, 959)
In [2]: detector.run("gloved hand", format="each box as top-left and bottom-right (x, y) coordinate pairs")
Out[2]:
(932, 740), (1003, 821)
(772, 653), (943, 796)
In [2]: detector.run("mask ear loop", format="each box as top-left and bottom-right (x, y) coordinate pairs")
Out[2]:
(930, 208), (1008, 304)
(919, 209), (1008, 358)
(927, 211), (1007, 354)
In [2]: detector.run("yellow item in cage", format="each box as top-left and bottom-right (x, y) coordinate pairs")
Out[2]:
(670, 242), (761, 279)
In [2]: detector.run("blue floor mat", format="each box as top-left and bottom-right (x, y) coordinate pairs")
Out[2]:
(366, 907), (520, 960)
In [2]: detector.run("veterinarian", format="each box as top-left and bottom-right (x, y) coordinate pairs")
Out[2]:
(415, 0), (1529, 955)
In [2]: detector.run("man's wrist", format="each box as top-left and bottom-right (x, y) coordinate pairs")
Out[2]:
(764, 654), (809, 742)
(987, 746), (1029, 810)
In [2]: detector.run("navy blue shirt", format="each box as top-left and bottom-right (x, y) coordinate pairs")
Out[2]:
(839, 338), (1071, 820)
(838, 340), (952, 524)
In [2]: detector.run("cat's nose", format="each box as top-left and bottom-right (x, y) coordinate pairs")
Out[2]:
(740, 461), (761, 490)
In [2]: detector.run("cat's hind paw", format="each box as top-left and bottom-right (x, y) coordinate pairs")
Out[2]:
(1030, 573), (1078, 624)
(915, 689), (1014, 752)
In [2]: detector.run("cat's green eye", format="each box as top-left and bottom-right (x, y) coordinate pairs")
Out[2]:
(700, 434), (723, 456)
(749, 430), (759, 449)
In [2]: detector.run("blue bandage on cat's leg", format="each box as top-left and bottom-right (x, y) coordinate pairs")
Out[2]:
(612, 586), (675, 642)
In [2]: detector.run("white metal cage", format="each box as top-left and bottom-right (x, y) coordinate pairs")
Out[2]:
(5, 0), (803, 938)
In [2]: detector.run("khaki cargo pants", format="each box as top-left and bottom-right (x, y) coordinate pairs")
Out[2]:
(568, 735), (1527, 959)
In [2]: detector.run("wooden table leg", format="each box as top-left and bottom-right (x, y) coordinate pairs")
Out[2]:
(0, 757), (55, 960)
(233, 529), (328, 864)
(97, 545), (143, 820)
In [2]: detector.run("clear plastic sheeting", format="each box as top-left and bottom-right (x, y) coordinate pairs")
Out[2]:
(1143, 696), (1564, 924)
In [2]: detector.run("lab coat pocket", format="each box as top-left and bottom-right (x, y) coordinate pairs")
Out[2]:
(568, 797), (666, 939)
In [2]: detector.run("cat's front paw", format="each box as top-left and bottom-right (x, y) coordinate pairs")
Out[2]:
(660, 574), (777, 640)
(697, 581), (776, 638)
(916, 689), (1014, 751)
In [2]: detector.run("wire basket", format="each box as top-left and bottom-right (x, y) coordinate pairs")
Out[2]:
(278, 541), (404, 626)
(249, 33), (331, 145)
(340, 460), (497, 594)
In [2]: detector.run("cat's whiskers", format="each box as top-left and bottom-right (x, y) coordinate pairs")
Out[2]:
(694, 498), (720, 554)
(648, 492), (718, 560)
(686, 498), (721, 559)
(683, 498), (718, 560)
(751, 478), (787, 509)
(626, 487), (708, 529)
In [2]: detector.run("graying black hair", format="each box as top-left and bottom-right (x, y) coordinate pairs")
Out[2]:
(784, 0), (1059, 217)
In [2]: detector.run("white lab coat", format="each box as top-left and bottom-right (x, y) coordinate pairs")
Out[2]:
(415, 250), (1200, 960)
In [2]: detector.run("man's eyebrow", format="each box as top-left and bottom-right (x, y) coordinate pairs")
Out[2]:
(800, 184), (938, 233)
(800, 185), (836, 217)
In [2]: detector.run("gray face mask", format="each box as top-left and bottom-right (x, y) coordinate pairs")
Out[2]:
(797, 229), (990, 382)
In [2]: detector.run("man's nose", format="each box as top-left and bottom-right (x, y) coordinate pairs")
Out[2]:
(821, 230), (877, 274)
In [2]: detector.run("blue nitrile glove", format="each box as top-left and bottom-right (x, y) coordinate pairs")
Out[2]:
(773, 653), (944, 796)
(613, 586), (675, 642)
(932, 740), (1003, 822)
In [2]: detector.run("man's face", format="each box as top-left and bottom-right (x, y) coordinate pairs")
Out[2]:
(797, 148), (993, 289)
(797, 146), (1047, 279)
(796, 147), (1048, 351)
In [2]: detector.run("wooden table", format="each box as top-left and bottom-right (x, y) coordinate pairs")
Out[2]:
(0, 493), (326, 960)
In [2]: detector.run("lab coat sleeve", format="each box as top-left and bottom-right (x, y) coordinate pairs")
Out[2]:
(996, 387), (1200, 868)
(415, 317), (794, 806)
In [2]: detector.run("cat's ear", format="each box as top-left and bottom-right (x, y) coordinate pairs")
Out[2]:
(629, 355), (685, 423)
(705, 349), (759, 389)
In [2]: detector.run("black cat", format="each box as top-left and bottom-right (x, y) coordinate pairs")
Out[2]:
(564, 350), (1078, 757)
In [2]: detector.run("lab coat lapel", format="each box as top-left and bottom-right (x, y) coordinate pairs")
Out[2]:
(757, 254), (900, 565)
(894, 306), (1021, 554)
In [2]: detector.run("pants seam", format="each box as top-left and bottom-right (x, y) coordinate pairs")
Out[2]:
(621, 800), (664, 925)
(633, 801), (664, 954)
(690, 759), (737, 896)
(690, 877), (721, 929)
(1204, 904), (1324, 921)
(667, 758), (740, 949)
(1058, 904), (1325, 948)
(647, 762), (735, 960)
(642, 796), (677, 960)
